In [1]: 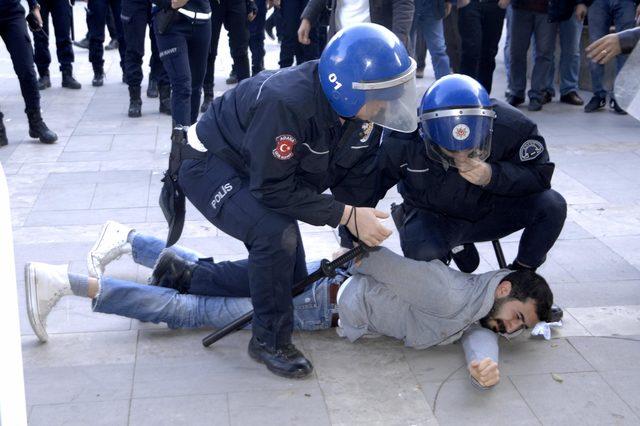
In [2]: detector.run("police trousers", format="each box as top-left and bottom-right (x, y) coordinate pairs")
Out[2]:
(398, 189), (567, 269)
(33, 0), (75, 75)
(154, 14), (211, 126)
(87, 0), (127, 73)
(178, 154), (308, 349)
(120, 0), (168, 88)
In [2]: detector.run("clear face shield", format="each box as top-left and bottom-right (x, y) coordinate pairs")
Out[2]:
(352, 58), (419, 133)
(420, 108), (496, 170)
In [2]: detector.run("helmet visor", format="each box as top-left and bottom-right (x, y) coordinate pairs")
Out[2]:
(354, 58), (418, 133)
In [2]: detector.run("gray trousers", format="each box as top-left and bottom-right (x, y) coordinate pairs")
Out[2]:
(508, 8), (558, 101)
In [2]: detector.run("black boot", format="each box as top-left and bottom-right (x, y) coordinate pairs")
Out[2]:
(62, 70), (82, 89)
(200, 94), (213, 113)
(26, 109), (57, 144)
(251, 59), (264, 77)
(150, 249), (195, 293)
(128, 86), (143, 118)
(248, 337), (314, 379)
(0, 112), (7, 147)
(92, 70), (105, 87)
(147, 78), (158, 98)
(37, 74), (51, 90)
(158, 84), (172, 115)
(451, 243), (480, 273)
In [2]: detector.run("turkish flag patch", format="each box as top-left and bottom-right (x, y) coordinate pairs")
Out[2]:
(272, 134), (296, 160)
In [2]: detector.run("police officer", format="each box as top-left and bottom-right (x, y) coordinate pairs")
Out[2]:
(87, 0), (127, 86)
(171, 24), (418, 378)
(33, 0), (82, 90)
(371, 74), (566, 319)
(0, 0), (57, 146)
(153, 0), (211, 127)
(121, 0), (170, 117)
(200, 0), (253, 113)
(249, 0), (266, 75)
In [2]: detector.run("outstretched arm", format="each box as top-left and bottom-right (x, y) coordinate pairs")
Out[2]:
(461, 324), (500, 389)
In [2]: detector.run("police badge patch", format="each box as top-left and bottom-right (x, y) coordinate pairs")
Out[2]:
(359, 122), (374, 142)
(519, 139), (545, 161)
(273, 134), (296, 160)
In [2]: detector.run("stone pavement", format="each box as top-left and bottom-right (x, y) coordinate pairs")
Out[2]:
(1, 6), (640, 425)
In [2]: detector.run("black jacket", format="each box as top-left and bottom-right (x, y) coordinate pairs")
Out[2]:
(194, 61), (383, 227)
(370, 100), (555, 222)
(300, 0), (415, 50)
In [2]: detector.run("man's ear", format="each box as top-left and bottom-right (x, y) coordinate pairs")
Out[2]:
(496, 281), (512, 298)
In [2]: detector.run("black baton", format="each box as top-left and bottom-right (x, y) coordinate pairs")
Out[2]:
(202, 244), (369, 347)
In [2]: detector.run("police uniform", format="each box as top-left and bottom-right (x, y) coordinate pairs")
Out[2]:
(0, 0), (57, 144)
(375, 100), (567, 269)
(32, 0), (75, 80)
(248, 0), (266, 75)
(279, 0), (319, 68)
(121, 0), (168, 115)
(87, 0), (127, 80)
(179, 61), (382, 350)
(153, 0), (211, 126)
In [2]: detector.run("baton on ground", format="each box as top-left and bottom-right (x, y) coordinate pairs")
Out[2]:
(202, 244), (368, 347)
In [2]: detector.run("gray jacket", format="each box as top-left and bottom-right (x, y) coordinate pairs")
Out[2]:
(300, 0), (415, 49)
(338, 247), (509, 349)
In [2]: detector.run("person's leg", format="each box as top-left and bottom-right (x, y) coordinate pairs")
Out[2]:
(121, 0), (146, 89)
(443, 5), (462, 73)
(203, 2), (224, 99)
(88, 0), (108, 76)
(612, 0), (636, 74)
(587, 0), (611, 99)
(156, 20), (191, 126)
(423, 16), (451, 80)
(33, 0), (52, 78)
(186, 20), (211, 124)
(457, 1), (483, 85)
(50, 0), (75, 74)
(108, 0), (127, 74)
(477, 1), (506, 94)
(460, 190), (567, 269)
(296, 0), (318, 63)
(414, 24), (428, 73)
(278, 0), (299, 67)
(528, 13), (557, 103)
(248, 0), (267, 75)
(558, 16), (582, 96)
(225, 0), (250, 81)
(503, 4), (512, 89)
(508, 8), (534, 100)
(397, 207), (454, 263)
(179, 156), (307, 349)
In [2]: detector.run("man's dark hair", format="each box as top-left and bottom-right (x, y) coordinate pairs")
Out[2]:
(502, 269), (554, 323)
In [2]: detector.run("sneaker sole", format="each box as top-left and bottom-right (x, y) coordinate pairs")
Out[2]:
(248, 345), (313, 379)
(24, 263), (49, 343)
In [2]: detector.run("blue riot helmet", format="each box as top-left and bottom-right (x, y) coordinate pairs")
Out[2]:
(319, 23), (418, 133)
(419, 74), (496, 169)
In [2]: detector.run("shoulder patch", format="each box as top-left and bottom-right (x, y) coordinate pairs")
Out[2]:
(359, 122), (375, 143)
(273, 134), (297, 160)
(519, 139), (544, 161)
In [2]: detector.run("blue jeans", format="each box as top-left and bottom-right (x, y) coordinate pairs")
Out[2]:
(412, 15), (451, 79)
(92, 233), (337, 331)
(508, 8), (557, 101)
(587, 0), (636, 97)
(503, 5), (512, 85)
(546, 16), (583, 96)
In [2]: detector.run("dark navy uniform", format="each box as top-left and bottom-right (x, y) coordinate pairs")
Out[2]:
(279, 0), (319, 68)
(0, 0), (42, 114)
(153, 0), (211, 126)
(373, 100), (566, 269)
(87, 0), (127, 76)
(33, 0), (75, 77)
(179, 61), (381, 349)
(248, 0), (266, 75)
(121, 0), (168, 89)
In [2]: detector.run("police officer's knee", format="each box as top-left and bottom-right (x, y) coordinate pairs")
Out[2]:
(280, 223), (300, 256)
(536, 190), (567, 221)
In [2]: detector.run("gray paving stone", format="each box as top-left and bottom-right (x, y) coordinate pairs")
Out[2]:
(600, 369), (640, 416)
(32, 183), (96, 211)
(568, 336), (640, 371)
(29, 400), (130, 426)
(44, 170), (151, 186)
(511, 372), (640, 425)
(417, 377), (540, 426)
(129, 394), (229, 426)
(64, 134), (114, 152)
(25, 207), (148, 226)
(550, 280), (640, 308)
(601, 235), (640, 271)
(568, 305), (640, 336)
(24, 363), (135, 405)
(228, 387), (330, 426)
(112, 133), (158, 151)
(92, 180), (150, 209)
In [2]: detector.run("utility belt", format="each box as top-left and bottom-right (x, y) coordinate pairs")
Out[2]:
(159, 126), (206, 247)
(155, 7), (211, 34)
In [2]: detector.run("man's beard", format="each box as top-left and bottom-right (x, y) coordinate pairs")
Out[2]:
(479, 297), (509, 334)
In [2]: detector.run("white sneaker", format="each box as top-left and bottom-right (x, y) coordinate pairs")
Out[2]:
(24, 262), (72, 343)
(87, 220), (133, 278)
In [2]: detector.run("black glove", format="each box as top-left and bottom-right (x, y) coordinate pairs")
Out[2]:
(247, 0), (258, 18)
